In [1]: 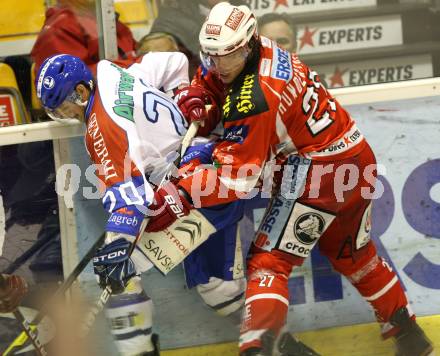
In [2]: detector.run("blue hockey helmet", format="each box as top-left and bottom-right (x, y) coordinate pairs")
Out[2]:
(36, 54), (94, 111)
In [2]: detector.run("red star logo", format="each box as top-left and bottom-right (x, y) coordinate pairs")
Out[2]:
(329, 66), (349, 88)
(343, 136), (351, 145)
(299, 26), (318, 50)
(273, 0), (289, 10)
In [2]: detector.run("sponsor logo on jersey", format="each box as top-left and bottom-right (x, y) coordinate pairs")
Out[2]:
(108, 214), (139, 227)
(107, 206), (143, 235)
(280, 155), (311, 199)
(224, 125), (249, 144)
(294, 213), (325, 244)
(277, 63), (307, 116)
(87, 113), (118, 180)
(260, 197), (285, 234)
(279, 202), (335, 258)
(313, 127), (363, 157)
(271, 46), (292, 82)
(236, 74), (257, 113)
(206, 24), (222, 36)
(111, 63), (135, 122)
(225, 8), (245, 31)
(281, 212), (325, 257)
(181, 149), (201, 164)
(223, 70), (269, 122)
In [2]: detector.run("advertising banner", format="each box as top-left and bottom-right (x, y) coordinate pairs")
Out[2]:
(314, 54), (433, 88)
(297, 15), (403, 55)
(245, 0), (377, 16)
(0, 95), (17, 127)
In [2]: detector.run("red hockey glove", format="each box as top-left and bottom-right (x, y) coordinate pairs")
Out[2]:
(0, 274), (28, 313)
(145, 182), (193, 233)
(175, 85), (208, 124)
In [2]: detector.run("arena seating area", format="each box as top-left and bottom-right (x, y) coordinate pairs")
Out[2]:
(0, 0), (156, 127)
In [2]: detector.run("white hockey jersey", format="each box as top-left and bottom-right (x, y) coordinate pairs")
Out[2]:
(84, 52), (190, 237)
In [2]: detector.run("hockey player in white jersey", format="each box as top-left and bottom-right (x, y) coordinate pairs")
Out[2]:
(36, 53), (246, 355)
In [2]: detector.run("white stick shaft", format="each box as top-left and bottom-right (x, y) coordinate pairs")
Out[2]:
(180, 121), (200, 158)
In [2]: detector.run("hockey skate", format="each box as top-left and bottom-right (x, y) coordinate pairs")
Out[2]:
(240, 330), (276, 356)
(277, 332), (321, 356)
(240, 330), (321, 356)
(391, 307), (434, 356)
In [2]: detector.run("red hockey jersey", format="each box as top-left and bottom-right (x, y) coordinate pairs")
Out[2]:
(179, 36), (366, 207)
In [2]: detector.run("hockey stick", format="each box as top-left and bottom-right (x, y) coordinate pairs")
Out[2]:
(79, 121), (201, 338)
(2, 232), (106, 356)
(78, 218), (148, 338)
(180, 121), (201, 158)
(0, 274), (47, 356)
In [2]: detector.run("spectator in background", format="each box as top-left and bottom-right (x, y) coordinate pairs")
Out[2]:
(136, 32), (179, 54)
(258, 12), (297, 53)
(31, 0), (136, 75)
(257, 13), (330, 87)
(29, 2), (159, 354)
(25, 0), (137, 276)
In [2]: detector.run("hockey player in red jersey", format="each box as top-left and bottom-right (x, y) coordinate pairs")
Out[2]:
(146, 2), (434, 356)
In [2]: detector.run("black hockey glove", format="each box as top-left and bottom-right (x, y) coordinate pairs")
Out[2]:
(93, 238), (137, 294)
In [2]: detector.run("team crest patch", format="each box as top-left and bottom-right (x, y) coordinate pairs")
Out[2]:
(225, 8), (245, 31)
(43, 76), (55, 89)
